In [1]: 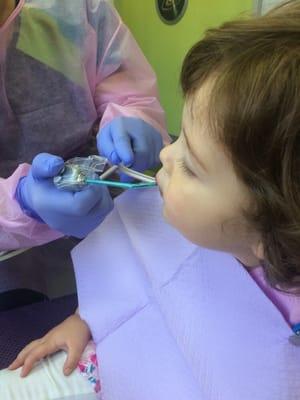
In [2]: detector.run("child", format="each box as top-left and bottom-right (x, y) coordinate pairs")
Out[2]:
(4, 1), (300, 399)
(0, 0), (168, 304)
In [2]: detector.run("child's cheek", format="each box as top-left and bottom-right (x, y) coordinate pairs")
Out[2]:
(162, 183), (185, 226)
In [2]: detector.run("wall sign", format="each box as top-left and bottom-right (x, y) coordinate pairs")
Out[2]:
(156, 0), (188, 25)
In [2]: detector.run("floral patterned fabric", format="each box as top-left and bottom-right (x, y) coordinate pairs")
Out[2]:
(77, 341), (100, 394)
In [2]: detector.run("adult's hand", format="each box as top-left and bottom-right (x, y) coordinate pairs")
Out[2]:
(15, 153), (113, 238)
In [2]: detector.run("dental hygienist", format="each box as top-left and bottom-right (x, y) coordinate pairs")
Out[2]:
(0, 0), (168, 304)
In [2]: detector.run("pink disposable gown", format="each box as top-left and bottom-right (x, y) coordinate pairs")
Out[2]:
(0, 0), (168, 251)
(73, 188), (300, 400)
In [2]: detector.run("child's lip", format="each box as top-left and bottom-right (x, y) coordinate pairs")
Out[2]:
(155, 170), (161, 185)
(155, 172), (163, 197)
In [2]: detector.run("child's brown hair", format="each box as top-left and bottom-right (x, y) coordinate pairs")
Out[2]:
(181, 1), (300, 291)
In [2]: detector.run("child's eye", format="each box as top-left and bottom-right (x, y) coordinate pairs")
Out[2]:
(178, 160), (194, 177)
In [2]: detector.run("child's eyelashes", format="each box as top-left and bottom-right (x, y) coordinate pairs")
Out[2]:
(178, 160), (195, 177)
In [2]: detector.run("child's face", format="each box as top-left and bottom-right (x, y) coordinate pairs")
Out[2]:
(156, 81), (262, 267)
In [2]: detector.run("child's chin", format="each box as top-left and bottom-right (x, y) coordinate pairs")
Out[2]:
(162, 207), (173, 226)
(162, 206), (168, 221)
(158, 185), (163, 198)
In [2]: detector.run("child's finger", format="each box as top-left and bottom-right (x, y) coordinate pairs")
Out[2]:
(8, 339), (43, 370)
(8, 358), (23, 371)
(63, 347), (84, 376)
(20, 342), (58, 377)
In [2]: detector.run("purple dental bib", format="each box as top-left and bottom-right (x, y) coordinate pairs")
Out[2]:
(72, 189), (300, 400)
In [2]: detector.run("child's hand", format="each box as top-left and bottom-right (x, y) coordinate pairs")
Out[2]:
(8, 313), (91, 378)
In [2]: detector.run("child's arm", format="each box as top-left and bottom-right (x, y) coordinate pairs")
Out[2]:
(8, 312), (91, 377)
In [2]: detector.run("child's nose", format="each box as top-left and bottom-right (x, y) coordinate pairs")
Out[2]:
(159, 144), (169, 164)
(159, 143), (174, 172)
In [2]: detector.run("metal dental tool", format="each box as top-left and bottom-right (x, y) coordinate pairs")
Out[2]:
(53, 156), (156, 192)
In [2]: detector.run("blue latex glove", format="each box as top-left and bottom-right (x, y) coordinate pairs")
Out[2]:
(97, 117), (163, 181)
(15, 153), (113, 238)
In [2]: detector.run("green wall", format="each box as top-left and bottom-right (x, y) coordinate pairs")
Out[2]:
(114, 0), (252, 135)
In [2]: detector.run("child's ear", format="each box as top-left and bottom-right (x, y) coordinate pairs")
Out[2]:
(252, 240), (264, 260)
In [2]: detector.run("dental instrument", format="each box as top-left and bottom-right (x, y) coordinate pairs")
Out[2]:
(53, 156), (157, 192)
